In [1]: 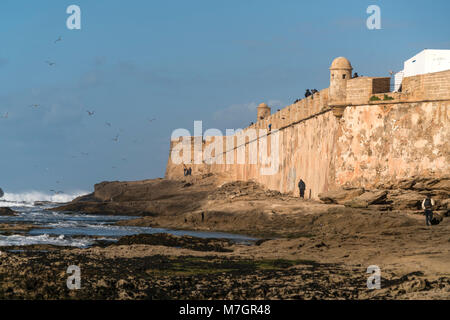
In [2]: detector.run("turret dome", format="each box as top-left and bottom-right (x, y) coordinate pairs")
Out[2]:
(330, 57), (352, 70)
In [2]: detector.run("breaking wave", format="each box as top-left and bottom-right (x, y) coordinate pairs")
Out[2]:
(0, 234), (93, 248)
(0, 190), (89, 207)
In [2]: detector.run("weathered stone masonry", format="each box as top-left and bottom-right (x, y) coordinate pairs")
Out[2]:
(166, 57), (450, 199)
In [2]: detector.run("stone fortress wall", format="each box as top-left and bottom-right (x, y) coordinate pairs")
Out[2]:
(166, 57), (450, 199)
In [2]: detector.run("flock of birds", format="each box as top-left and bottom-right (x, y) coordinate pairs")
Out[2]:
(0, 36), (158, 196)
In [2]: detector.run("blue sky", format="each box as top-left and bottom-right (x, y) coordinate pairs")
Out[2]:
(0, 0), (449, 193)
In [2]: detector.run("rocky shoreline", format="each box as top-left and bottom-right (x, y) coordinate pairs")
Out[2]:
(0, 174), (448, 299)
(319, 176), (449, 218)
(0, 230), (448, 299)
(51, 174), (449, 238)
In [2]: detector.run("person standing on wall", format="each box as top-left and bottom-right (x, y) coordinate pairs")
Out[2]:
(422, 194), (435, 226)
(298, 179), (306, 199)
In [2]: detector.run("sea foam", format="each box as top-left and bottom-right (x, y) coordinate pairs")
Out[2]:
(0, 190), (89, 207)
(0, 234), (93, 247)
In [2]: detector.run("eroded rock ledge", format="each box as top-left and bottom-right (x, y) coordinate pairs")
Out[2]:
(49, 174), (448, 237)
(319, 176), (449, 222)
(0, 207), (18, 216)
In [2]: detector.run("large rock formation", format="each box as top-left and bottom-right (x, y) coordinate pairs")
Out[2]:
(53, 174), (222, 216)
(318, 176), (450, 218)
(0, 207), (17, 216)
(343, 190), (388, 208)
(318, 188), (365, 204)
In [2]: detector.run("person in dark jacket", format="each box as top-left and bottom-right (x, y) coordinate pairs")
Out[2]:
(305, 89), (311, 98)
(422, 195), (435, 226)
(0, 187), (3, 198)
(298, 179), (306, 198)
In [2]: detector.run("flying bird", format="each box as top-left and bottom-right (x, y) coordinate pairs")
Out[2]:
(147, 118), (156, 123)
(29, 104), (40, 108)
(86, 110), (95, 116)
(45, 60), (56, 66)
(105, 122), (112, 127)
(112, 135), (119, 142)
(54, 36), (62, 43)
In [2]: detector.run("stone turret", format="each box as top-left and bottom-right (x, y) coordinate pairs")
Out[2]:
(256, 103), (271, 121)
(329, 57), (352, 105)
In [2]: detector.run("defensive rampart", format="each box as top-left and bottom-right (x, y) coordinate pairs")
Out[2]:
(166, 68), (450, 199)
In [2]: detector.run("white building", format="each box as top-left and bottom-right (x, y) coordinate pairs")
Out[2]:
(394, 49), (450, 91)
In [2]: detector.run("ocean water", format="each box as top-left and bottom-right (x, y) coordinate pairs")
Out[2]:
(0, 192), (256, 248)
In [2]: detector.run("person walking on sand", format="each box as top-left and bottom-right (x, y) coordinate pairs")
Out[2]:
(298, 179), (306, 199)
(422, 194), (435, 226)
